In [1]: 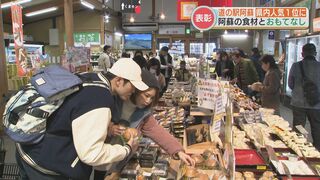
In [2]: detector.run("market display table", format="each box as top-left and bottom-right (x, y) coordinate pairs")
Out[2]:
(190, 106), (214, 116)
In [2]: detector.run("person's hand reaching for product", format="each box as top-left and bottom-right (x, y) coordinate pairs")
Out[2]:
(108, 123), (126, 136)
(126, 131), (139, 153)
(230, 78), (237, 85)
(249, 82), (263, 92)
(178, 151), (195, 166)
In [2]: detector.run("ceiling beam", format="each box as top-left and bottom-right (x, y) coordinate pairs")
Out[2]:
(22, 0), (64, 14)
(23, 9), (86, 25)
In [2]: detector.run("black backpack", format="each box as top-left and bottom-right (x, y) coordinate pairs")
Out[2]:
(299, 61), (320, 106)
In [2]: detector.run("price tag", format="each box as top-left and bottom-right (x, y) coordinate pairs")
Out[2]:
(215, 95), (224, 115)
(257, 165), (267, 170)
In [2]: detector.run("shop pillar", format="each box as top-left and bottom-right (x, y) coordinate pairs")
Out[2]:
(274, 30), (280, 58)
(100, 15), (105, 45)
(64, 0), (74, 48)
(274, 0), (280, 58)
(0, 0), (9, 116)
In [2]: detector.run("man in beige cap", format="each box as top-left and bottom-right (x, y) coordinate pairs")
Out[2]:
(16, 58), (148, 180)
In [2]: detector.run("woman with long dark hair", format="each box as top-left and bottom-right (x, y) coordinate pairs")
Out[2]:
(214, 51), (234, 79)
(249, 55), (282, 114)
(147, 58), (166, 91)
(94, 70), (194, 179)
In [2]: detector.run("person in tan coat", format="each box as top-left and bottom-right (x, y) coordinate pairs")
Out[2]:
(249, 55), (281, 115)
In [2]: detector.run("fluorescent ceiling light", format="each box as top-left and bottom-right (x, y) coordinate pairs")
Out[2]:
(114, 32), (123, 37)
(25, 7), (57, 17)
(81, 0), (95, 9)
(222, 34), (248, 38)
(1, 0), (32, 9)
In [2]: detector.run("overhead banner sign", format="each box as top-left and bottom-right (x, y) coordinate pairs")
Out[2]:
(120, 0), (141, 14)
(11, 5), (29, 76)
(191, 6), (309, 31)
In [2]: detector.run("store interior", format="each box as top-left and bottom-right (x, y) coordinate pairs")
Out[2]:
(1, 0), (320, 179)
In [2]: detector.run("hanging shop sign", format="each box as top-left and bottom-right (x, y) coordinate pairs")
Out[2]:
(177, 0), (232, 21)
(177, 0), (198, 21)
(268, 30), (275, 39)
(159, 25), (185, 35)
(191, 6), (309, 31)
(73, 32), (100, 44)
(120, 0), (141, 14)
(313, 17), (320, 32)
(11, 5), (29, 77)
(72, 32), (100, 47)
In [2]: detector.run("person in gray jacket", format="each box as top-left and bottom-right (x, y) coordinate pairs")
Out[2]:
(288, 43), (320, 150)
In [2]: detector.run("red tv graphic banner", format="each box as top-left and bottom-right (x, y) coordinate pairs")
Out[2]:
(11, 5), (28, 76)
(177, 0), (233, 21)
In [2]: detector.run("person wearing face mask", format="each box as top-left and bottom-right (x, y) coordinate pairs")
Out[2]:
(147, 58), (166, 91)
(94, 70), (195, 180)
(175, 61), (193, 82)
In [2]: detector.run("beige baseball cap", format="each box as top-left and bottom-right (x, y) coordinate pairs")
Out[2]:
(109, 58), (148, 91)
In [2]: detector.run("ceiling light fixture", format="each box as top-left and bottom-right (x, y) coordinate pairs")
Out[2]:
(1, 0), (32, 9)
(224, 30), (228, 34)
(81, 0), (95, 9)
(222, 34), (248, 38)
(160, 0), (165, 21)
(105, 15), (110, 23)
(114, 32), (123, 37)
(160, 13), (165, 20)
(245, 29), (248, 33)
(129, 16), (135, 23)
(25, 7), (58, 17)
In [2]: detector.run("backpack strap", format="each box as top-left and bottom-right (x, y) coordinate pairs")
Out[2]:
(16, 143), (60, 175)
(9, 93), (42, 125)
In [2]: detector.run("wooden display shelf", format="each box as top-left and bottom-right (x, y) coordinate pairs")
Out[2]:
(183, 124), (215, 154)
(178, 102), (191, 107)
(190, 106), (214, 117)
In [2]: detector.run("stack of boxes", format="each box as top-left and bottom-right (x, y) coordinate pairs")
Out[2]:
(6, 64), (29, 91)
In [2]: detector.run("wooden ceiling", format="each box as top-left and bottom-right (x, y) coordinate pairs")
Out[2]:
(1, 0), (113, 25)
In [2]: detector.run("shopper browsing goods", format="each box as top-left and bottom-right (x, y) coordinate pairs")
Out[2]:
(16, 58), (147, 180)
(95, 70), (195, 179)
